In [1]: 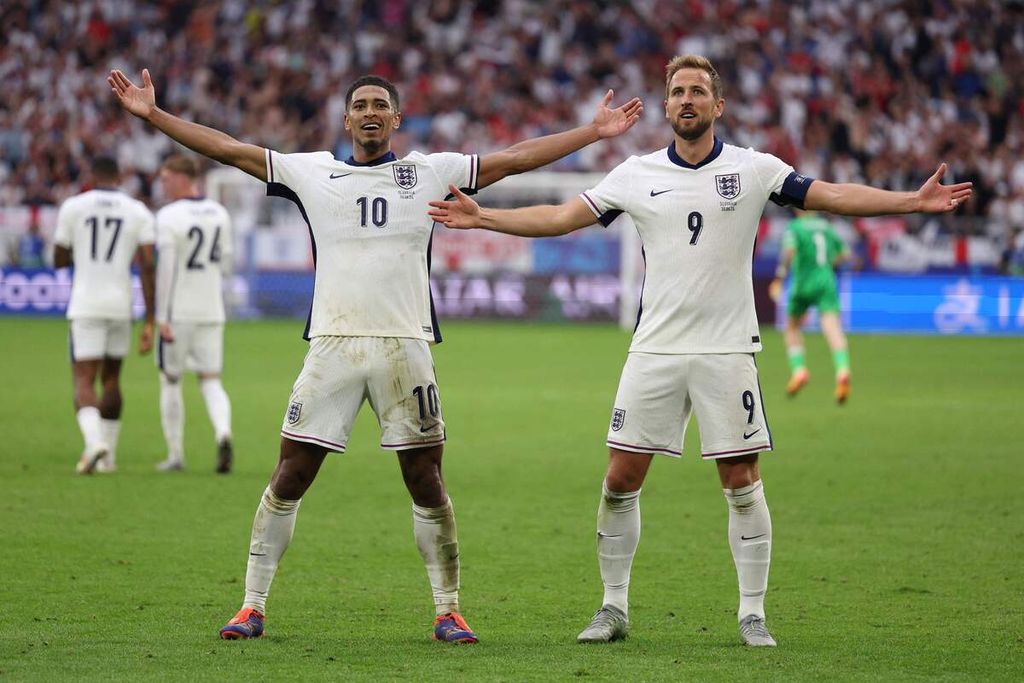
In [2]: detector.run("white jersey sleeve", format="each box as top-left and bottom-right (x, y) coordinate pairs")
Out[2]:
(748, 149), (815, 209)
(54, 201), (75, 248)
(419, 152), (479, 194)
(580, 158), (637, 226)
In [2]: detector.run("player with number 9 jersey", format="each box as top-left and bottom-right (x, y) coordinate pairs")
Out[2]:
(428, 53), (973, 648)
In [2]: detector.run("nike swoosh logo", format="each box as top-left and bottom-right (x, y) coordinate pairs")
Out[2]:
(249, 552), (267, 557)
(329, 172), (352, 179)
(740, 534), (766, 541)
(743, 428), (761, 440)
(420, 424), (438, 433)
(650, 189), (672, 197)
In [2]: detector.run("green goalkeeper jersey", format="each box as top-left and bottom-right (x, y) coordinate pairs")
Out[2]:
(783, 215), (845, 289)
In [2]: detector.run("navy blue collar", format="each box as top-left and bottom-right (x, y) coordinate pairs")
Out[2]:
(182, 195), (206, 201)
(345, 151), (397, 167)
(667, 137), (723, 169)
(94, 186), (119, 192)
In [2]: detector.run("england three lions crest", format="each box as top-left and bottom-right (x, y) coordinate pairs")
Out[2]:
(715, 173), (741, 200)
(611, 408), (626, 432)
(393, 164), (417, 189)
(286, 401), (302, 425)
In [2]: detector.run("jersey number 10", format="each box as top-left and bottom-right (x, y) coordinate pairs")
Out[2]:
(357, 196), (389, 228)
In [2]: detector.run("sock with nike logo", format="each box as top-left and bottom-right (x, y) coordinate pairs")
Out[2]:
(243, 486), (301, 613)
(724, 480), (771, 621)
(413, 498), (461, 615)
(597, 482), (641, 615)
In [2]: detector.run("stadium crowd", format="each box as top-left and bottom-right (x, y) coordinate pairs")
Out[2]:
(1, 0), (1022, 244)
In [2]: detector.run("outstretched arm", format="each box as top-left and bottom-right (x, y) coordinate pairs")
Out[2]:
(108, 69), (266, 181)
(475, 90), (642, 189)
(429, 185), (596, 237)
(804, 163), (972, 216)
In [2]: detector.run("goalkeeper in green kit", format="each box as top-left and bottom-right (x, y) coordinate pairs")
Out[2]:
(769, 211), (852, 404)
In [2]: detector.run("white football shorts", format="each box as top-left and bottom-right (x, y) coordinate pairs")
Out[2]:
(281, 336), (445, 453)
(606, 352), (772, 459)
(157, 322), (224, 377)
(69, 318), (131, 361)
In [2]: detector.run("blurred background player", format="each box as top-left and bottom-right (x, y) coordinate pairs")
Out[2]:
(53, 156), (156, 474)
(770, 211), (853, 403)
(430, 54), (973, 648)
(153, 154), (235, 473)
(109, 67), (641, 643)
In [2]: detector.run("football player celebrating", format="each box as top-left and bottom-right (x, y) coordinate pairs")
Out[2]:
(429, 54), (972, 647)
(109, 67), (642, 643)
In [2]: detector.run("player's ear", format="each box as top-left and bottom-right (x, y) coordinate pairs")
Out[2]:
(663, 99), (669, 120)
(343, 112), (352, 132)
(392, 111), (401, 130)
(715, 98), (725, 119)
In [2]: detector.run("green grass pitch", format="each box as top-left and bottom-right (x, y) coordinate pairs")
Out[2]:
(0, 318), (1021, 681)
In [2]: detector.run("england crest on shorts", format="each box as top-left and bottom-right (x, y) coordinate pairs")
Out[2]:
(393, 164), (417, 189)
(286, 401), (302, 425)
(715, 173), (741, 200)
(611, 408), (626, 432)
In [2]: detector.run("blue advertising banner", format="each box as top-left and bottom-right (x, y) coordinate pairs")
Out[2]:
(776, 273), (1024, 336)
(848, 274), (1024, 335)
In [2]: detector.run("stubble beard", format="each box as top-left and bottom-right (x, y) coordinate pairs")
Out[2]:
(671, 115), (712, 141)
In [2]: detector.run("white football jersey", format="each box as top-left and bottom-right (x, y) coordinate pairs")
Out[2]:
(582, 139), (813, 354)
(54, 189), (156, 321)
(265, 148), (479, 341)
(155, 197), (233, 323)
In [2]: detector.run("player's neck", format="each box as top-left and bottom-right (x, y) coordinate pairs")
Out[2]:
(672, 132), (716, 166)
(351, 142), (393, 164)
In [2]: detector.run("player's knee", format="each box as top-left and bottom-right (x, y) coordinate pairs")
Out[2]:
(604, 471), (644, 494)
(160, 373), (181, 386)
(718, 459), (759, 490)
(199, 376), (222, 391)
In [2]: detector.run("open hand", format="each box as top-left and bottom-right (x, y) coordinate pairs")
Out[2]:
(428, 185), (483, 229)
(917, 163), (973, 213)
(159, 322), (175, 343)
(108, 68), (156, 119)
(592, 90), (643, 139)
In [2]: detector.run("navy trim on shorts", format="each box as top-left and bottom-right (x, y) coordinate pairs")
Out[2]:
(752, 353), (774, 451)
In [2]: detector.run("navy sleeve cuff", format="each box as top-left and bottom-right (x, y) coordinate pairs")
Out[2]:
(769, 172), (815, 208)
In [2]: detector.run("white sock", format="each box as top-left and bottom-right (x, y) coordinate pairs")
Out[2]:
(160, 375), (184, 463)
(412, 498), (460, 615)
(597, 482), (641, 615)
(100, 419), (121, 466)
(76, 406), (104, 452)
(243, 487), (301, 613)
(200, 378), (232, 444)
(724, 480), (772, 621)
